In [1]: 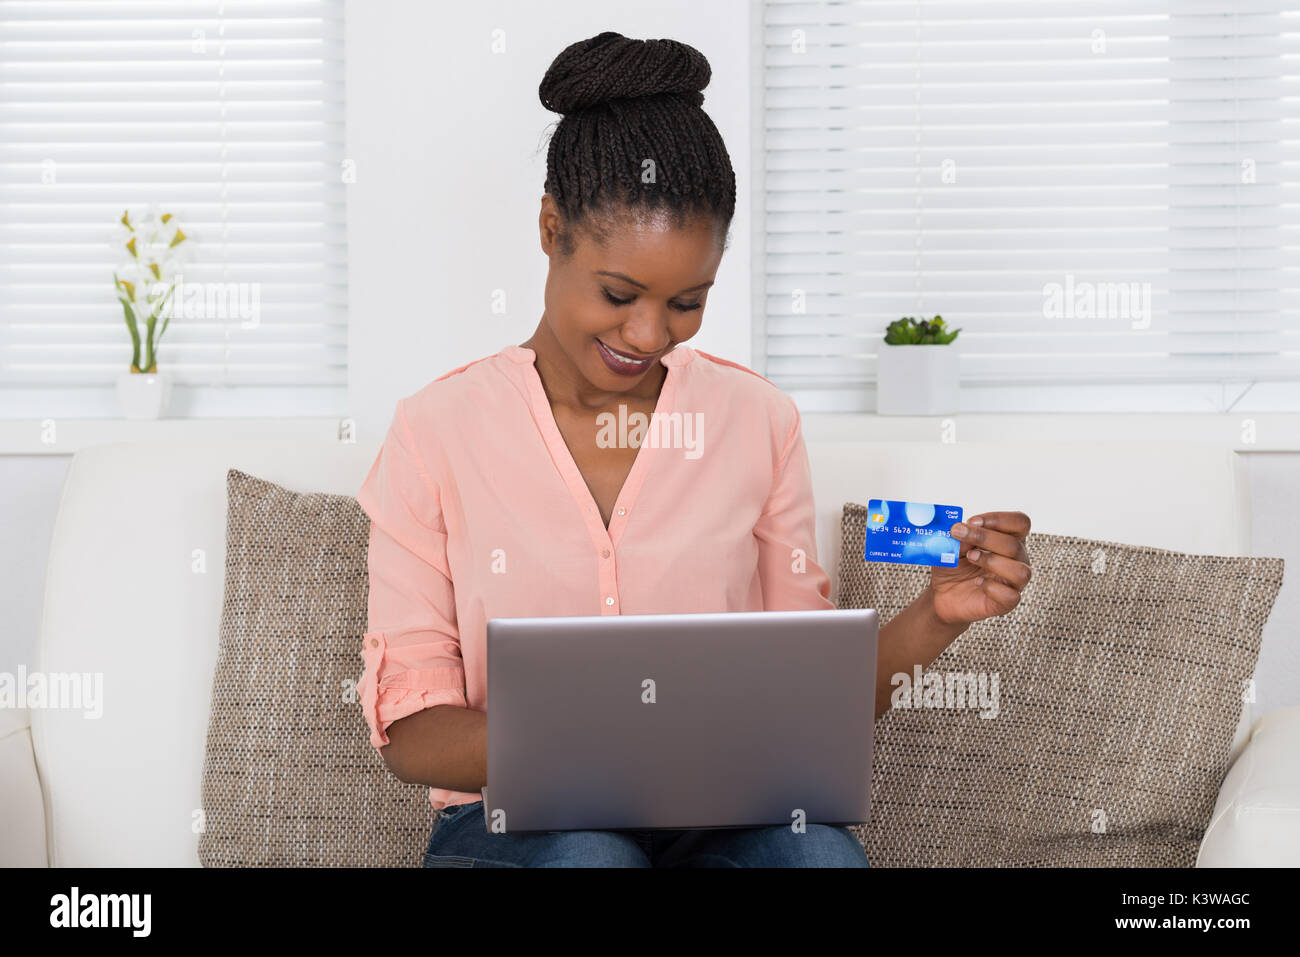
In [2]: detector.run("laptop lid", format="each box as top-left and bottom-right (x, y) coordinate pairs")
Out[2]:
(482, 608), (877, 832)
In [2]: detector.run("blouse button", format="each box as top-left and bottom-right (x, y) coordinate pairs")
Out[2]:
(616, 506), (626, 516)
(601, 548), (610, 558)
(605, 596), (615, 606)
(369, 638), (379, 648)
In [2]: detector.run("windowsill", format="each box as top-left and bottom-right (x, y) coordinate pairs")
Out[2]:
(0, 384), (348, 421)
(0, 417), (343, 455)
(3, 411), (1298, 455)
(800, 412), (1300, 451)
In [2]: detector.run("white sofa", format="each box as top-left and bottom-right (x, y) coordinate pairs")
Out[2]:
(2, 437), (1297, 867)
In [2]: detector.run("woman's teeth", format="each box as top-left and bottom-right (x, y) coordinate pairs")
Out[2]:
(598, 340), (649, 367)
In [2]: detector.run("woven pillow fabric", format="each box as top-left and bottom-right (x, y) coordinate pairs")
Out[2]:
(198, 469), (433, 867)
(838, 502), (1284, 867)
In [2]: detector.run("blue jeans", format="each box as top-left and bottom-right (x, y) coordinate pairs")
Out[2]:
(421, 801), (871, 868)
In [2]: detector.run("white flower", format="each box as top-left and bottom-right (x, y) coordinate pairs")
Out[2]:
(113, 260), (148, 302)
(112, 206), (192, 307)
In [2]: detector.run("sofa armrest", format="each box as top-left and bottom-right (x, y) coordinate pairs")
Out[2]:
(0, 706), (49, 867)
(1197, 705), (1300, 867)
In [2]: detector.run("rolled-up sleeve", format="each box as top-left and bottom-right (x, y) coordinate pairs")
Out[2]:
(754, 401), (835, 611)
(355, 397), (467, 751)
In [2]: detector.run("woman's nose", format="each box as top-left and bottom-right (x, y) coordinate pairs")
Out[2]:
(620, 329), (670, 357)
(620, 314), (672, 355)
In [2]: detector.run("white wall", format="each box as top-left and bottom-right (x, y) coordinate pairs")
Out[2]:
(344, 0), (755, 441)
(1247, 453), (1300, 708)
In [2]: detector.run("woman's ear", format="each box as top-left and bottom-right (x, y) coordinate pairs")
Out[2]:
(539, 195), (561, 256)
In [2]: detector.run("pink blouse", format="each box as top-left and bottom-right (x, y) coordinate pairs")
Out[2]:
(355, 343), (834, 811)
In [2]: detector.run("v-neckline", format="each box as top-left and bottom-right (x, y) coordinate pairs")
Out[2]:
(513, 345), (683, 541)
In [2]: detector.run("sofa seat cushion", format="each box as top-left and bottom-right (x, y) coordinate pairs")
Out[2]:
(1197, 704), (1300, 866)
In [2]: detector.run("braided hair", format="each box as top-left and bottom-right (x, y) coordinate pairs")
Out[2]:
(538, 31), (737, 258)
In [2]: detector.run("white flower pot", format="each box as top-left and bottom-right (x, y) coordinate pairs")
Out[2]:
(115, 371), (173, 419)
(875, 343), (961, 415)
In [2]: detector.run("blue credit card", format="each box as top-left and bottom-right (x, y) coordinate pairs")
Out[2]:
(863, 499), (964, 567)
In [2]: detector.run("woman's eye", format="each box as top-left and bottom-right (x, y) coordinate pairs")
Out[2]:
(601, 288), (702, 312)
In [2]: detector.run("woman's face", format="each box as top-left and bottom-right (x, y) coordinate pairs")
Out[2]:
(538, 198), (724, 398)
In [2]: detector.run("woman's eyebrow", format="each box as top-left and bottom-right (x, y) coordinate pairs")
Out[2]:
(595, 270), (714, 295)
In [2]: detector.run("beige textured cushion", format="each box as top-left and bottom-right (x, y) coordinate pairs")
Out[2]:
(198, 469), (433, 867)
(839, 502), (1285, 867)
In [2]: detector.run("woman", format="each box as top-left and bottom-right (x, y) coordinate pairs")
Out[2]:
(356, 31), (1032, 868)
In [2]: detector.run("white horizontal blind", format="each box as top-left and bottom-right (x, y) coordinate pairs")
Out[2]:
(762, 0), (1300, 410)
(0, 0), (347, 391)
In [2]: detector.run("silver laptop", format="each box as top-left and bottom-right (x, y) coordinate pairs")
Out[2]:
(481, 608), (877, 833)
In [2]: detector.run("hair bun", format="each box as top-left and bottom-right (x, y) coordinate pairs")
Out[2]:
(539, 31), (710, 114)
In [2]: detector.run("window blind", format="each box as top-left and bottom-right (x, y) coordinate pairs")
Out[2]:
(760, 0), (1300, 411)
(0, 0), (346, 396)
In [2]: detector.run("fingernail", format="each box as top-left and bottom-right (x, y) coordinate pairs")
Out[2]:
(952, 523), (967, 537)
(969, 548), (981, 561)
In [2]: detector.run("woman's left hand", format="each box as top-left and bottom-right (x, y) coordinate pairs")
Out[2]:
(930, 511), (1033, 626)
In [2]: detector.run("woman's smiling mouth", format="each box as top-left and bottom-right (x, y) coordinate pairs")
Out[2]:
(595, 338), (657, 376)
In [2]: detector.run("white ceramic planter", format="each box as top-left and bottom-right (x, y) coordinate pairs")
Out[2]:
(875, 343), (961, 415)
(115, 371), (173, 419)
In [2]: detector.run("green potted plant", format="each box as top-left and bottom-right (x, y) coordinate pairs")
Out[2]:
(112, 206), (189, 418)
(876, 315), (963, 415)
